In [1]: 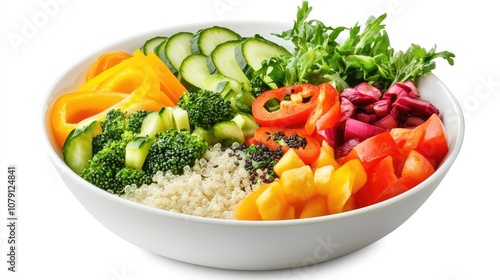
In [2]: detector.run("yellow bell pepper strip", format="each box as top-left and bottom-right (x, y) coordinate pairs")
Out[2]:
(86, 51), (132, 81)
(78, 50), (186, 107)
(94, 65), (174, 107)
(78, 52), (167, 106)
(51, 72), (157, 149)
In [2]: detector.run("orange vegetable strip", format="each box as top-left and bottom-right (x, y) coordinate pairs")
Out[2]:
(86, 51), (132, 81)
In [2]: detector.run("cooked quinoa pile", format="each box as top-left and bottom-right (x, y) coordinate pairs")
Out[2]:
(120, 143), (262, 219)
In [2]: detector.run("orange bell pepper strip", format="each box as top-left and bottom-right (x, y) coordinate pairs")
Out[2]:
(86, 51), (132, 81)
(51, 72), (157, 149)
(79, 50), (186, 107)
(144, 51), (187, 104)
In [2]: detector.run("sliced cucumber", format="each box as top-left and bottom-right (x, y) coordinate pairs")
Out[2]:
(164, 32), (193, 73)
(235, 37), (291, 77)
(159, 106), (174, 130)
(141, 36), (168, 55)
(125, 136), (153, 170)
(203, 73), (243, 96)
(172, 106), (190, 131)
(231, 113), (260, 137)
(153, 39), (177, 74)
(192, 127), (218, 146)
(213, 121), (245, 146)
(179, 54), (211, 91)
(190, 26), (241, 56)
(208, 40), (250, 89)
(62, 120), (101, 174)
(234, 91), (255, 114)
(140, 110), (167, 138)
(154, 39), (168, 62)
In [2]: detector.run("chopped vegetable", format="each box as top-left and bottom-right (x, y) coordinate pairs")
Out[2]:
(142, 129), (208, 176)
(257, 1), (455, 92)
(86, 51), (132, 81)
(254, 126), (320, 164)
(177, 89), (235, 130)
(252, 84), (322, 127)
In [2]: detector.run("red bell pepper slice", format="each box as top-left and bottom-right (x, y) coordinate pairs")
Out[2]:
(254, 126), (320, 164)
(399, 150), (435, 189)
(252, 84), (320, 127)
(415, 114), (448, 166)
(351, 131), (401, 170)
(304, 83), (340, 134)
(355, 155), (408, 207)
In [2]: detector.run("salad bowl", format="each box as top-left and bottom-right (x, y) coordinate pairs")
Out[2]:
(41, 20), (465, 270)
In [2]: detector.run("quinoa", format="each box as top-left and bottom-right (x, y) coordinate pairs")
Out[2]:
(120, 143), (263, 219)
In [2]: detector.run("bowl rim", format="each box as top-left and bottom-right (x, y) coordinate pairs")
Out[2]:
(40, 19), (466, 228)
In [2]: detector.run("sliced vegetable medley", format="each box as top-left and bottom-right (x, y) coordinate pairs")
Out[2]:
(50, 1), (453, 220)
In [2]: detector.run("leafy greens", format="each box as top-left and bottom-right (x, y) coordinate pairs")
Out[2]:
(255, 1), (455, 92)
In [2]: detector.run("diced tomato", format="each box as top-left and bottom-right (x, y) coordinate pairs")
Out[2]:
(352, 132), (401, 170)
(254, 126), (320, 164)
(399, 150), (435, 189)
(416, 114), (449, 166)
(355, 155), (401, 207)
(252, 84), (321, 127)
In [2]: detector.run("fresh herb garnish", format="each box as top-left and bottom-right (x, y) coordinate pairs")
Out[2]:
(255, 1), (455, 92)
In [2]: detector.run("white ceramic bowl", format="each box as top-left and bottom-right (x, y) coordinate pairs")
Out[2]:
(41, 21), (465, 270)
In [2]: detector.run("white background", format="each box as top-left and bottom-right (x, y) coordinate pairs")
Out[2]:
(1, 0), (498, 279)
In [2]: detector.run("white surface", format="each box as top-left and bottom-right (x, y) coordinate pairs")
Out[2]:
(0, 0), (497, 279)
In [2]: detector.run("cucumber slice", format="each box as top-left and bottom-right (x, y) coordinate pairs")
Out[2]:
(235, 37), (291, 77)
(208, 40), (250, 89)
(62, 120), (101, 174)
(172, 106), (190, 131)
(203, 73), (243, 96)
(159, 106), (174, 130)
(142, 36), (168, 55)
(140, 110), (167, 138)
(165, 32), (193, 73)
(154, 39), (177, 75)
(125, 136), (154, 170)
(192, 127), (218, 145)
(213, 121), (245, 146)
(179, 54), (211, 91)
(190, 26), (241, 56)
(231, 113), (260, 137)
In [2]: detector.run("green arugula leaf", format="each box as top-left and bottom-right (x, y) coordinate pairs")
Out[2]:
(255, 0), (455, 93)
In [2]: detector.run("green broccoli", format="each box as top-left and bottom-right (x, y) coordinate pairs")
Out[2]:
(249, 75), (271, 97)
(81, 139), (128, 194)
(92, 109), (152, 154)
(177, 89), (235, 130)
(143, 128), (208, 176)
(115, 167), (152, 188)
(81, 116), (148, 195)
(92, 109), (127, 154)
(127, 109), (152, 134)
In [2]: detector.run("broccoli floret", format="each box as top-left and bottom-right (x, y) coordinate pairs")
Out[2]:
(82, 134), (152, 194)
(249, 76), (271, 97)
(127, 109), (152, 134)
(81, 139), (128, 194)
(177, 89), (235, 130)
(143, 128), (208, 175)
(92, 109), (152, 154)
(115, 167), (152, 188)
(92, 109), (128, 154)
(241, 143), (284, 184)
